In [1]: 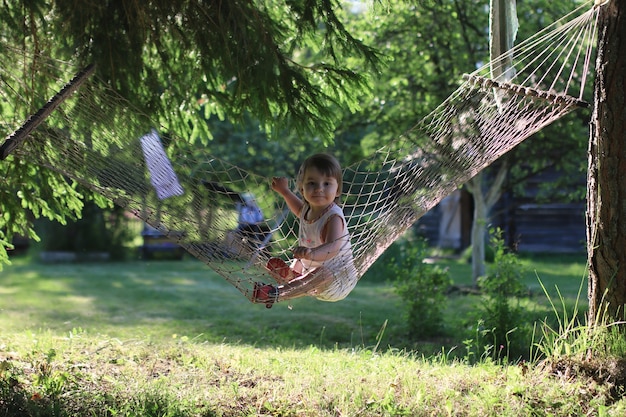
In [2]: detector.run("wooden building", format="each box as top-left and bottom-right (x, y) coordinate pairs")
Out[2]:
(417, 171), (586, 254)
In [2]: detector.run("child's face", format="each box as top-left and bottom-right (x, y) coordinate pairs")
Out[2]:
(301, 166), (339, 209)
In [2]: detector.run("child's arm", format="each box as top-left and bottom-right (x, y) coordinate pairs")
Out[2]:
(271, 176), (303, 216)
(292, 214), (346, 262)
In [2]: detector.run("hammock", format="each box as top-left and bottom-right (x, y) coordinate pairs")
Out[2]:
(0, 1), (600, 305)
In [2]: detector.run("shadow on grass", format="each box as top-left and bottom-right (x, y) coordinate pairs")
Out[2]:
(1, 256), (408, 351)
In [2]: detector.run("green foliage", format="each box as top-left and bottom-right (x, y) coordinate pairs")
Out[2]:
(2, 0), (383, 141)
(472, 228), (529, 361)
(532, 275), (626, 362)
(35, 201), (133, 260)
(0, 0), (383, 270)
(487, 0), (591, 206)
(390, 236), (452, 338)
(0, 233), (9, 269)
(340, 0), (491, 152)
(479, 229), (525, 298)
(0, 161), (86, 270)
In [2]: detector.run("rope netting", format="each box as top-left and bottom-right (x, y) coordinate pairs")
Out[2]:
(0, 1), (600, 304)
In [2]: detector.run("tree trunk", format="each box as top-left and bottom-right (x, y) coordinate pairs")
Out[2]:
(587, 1), (626, 325)
(464, 0), (517, 285)
(467, 161), (508, 284)
(470, 174), (488, 281)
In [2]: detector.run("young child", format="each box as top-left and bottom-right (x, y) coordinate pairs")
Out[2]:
(253, 153), (357, 307)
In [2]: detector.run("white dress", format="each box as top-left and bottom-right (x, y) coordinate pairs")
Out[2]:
(297, 202), (358, 301)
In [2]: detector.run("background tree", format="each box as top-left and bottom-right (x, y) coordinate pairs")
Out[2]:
(340, 0), (588, 284)
(465, 0), (518, 281)
(468, 0), (592, 282)
(587, 0), (626, 325)
(0, 0), (383, 265)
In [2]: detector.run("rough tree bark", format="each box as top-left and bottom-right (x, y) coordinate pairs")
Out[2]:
(587, 0), (626, 325)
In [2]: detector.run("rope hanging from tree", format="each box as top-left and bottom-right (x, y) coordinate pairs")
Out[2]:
(0, 1), (600, 305)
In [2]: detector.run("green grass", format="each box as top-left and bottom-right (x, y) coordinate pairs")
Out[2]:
(1, 253), (588, 352)
(2, 252), (625, 416)
(1, 256), (403, 349)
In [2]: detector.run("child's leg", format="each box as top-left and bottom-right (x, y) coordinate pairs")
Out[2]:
(291, 259), (305, 275)
(266, 257), (301, 284)
(276, 267), (334, 301)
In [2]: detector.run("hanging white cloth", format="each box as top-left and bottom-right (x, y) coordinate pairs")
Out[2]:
(140, 129), (184, 200)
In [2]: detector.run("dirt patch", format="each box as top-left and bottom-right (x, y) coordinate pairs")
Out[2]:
(542, 356), (626, 403)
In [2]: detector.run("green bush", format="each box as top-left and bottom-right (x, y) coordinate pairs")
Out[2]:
(390, 236), (452, 338)
(472, 228), (530, 361)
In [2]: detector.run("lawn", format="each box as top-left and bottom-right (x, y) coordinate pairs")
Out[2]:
(1, 255), (403, 350)
(1, 252), (588, 352)
(2, 251), (624, 416)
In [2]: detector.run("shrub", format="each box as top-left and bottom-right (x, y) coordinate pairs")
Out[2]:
(390, 236), (452, 338)
(473, 228), (529, 360)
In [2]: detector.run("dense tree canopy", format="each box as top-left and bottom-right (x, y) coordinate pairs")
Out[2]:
(1, 0), (382, 139)
(337, 0), (489, 153)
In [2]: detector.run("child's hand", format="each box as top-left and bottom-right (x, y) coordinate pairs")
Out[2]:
(292, 246), (312, 260)
(271, 176), (290, 194)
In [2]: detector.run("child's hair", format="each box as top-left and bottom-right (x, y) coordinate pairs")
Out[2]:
(296, 153), (343, 202)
